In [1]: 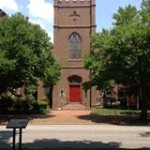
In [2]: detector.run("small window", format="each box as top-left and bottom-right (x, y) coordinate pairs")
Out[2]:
(69, 33), (81, 59)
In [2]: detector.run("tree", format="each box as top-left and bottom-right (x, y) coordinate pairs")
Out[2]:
(84, 0), (150, 120)
(0, 13), (60, 96)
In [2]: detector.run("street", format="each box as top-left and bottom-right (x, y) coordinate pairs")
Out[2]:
(0, 124), (150, 149)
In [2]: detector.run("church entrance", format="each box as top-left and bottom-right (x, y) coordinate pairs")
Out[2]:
(69, 85), (81, 103)
(68, 75), (82, 103)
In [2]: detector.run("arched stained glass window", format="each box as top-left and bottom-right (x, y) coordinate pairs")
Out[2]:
(69, 33), (81, 59)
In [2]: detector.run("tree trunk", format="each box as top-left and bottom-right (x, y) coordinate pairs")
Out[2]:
(140, 87), (148, 121)
(48, 86), (53, 108)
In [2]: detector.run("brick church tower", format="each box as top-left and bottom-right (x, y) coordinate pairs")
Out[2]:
(53, 0), (98, 109)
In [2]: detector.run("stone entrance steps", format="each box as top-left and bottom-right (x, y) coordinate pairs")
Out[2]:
(62, 104), (86, 110)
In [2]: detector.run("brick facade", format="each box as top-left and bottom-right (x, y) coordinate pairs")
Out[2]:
(53, 0), (99, 109)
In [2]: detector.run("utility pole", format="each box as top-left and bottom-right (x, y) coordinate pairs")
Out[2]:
(89, 0), (92, 108)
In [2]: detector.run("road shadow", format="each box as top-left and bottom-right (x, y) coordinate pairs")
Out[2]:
(1, 132), (150, 149)
(23, 138), (121, 149)
(0, 130), (121, 149)
(0, 130), (12, 148)
(140, 132), (150, 137)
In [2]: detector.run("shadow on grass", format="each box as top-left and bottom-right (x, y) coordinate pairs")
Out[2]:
(78, 114), (150, 126)
(120, 111), (140, 116)
(0, 114), (55, 125)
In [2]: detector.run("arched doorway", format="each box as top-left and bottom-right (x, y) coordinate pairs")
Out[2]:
(68, 75), (82, 103)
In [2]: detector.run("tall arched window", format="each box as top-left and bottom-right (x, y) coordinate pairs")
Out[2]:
(69, 32), (81, 59)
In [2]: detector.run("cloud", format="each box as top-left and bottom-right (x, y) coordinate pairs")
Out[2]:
(29, 18), (47, 30)
(27, 0), (53, 23)
(29, 18), (53, 42)
(27, 0), (53, 42)
(48, 31), (54, 43)
(0, 0), (19, 11)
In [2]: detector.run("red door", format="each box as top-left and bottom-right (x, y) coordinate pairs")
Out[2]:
(69, 85), (81, 102)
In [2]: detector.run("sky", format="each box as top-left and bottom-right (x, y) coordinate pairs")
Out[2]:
(0, 0), (142, 42)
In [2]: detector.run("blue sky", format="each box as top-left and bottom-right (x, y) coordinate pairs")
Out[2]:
(0, 0), (142, 42)
(96, 0), (142, 32)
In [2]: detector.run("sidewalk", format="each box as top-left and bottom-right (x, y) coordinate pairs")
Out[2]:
(1, 124), (150, 149)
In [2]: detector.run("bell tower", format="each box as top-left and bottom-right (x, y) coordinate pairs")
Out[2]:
(53, 0), (97, 109)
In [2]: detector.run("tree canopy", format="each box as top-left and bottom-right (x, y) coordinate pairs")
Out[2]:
(84, 0), (150, 120)
(0, 13), (60, 95)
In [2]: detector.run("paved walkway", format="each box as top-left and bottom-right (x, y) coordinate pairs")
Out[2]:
(29, 110), (92, 125)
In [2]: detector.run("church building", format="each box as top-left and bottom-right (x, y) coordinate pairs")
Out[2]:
(52, 0), (99, 109)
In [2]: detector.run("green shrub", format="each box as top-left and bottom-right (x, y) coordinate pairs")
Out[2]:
(32, 100), (49, 114)
(0, 96), (49, 114)
(13, 97), (33, 113)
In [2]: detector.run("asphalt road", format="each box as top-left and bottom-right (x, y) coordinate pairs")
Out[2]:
(0, 125), (150, 149)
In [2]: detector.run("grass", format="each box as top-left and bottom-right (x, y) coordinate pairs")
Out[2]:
(90, 108), (150, 125)
(90, 108), (150, 116)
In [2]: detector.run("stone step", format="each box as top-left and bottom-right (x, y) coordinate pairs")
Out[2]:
(62, 104), (86, 110)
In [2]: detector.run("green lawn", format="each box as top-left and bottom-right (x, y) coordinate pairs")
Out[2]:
(90, 108), (150, 116)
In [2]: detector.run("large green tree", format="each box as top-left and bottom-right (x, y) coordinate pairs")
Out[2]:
(0, 13), (60, 95)
(84, 0), (150, 120)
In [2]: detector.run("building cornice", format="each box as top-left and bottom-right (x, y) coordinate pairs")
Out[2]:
(54, 4), (96, 9)
(54, 25), (96, 29)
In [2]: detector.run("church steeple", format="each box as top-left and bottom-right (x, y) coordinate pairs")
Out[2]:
(53, 0), (97, 110)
